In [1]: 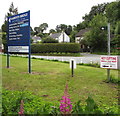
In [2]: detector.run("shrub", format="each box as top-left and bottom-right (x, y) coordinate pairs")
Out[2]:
(2, 89), (119, 115)
(2, 89), (59, 115)
(31, 43), (80, 53)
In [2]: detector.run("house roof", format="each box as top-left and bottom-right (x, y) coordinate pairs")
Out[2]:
(76, 28), (90, 37)
(50, 33), (61, 39)
(32, 36), (41, 41)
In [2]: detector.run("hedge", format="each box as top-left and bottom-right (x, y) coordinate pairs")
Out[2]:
(31, 43), (80, 53)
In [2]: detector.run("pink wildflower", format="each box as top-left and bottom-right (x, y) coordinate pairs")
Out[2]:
(18, 100), (25, 116)
(60, 83), (72, 115)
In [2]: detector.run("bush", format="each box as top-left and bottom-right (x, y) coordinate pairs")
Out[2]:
(2, 89), (59, 115)
(2, 89), (119, 115)
(31, 43), (80, 53)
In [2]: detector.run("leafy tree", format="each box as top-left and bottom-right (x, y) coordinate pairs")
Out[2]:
(34, 23), (48, 35)
(56, 24), (67, 33)
(49, 29), (56, 34)
(34, 27), (39, 35)
(69, 30), (77, 43)
(65, 25), (72, 35)
(115, 21), (120, 35)
(1, 2), (18, 51)
(111, 21), (120, 49)
(39, 23), (48, 33)
(105, 1), (120, 24)
(37, 33), (48, 38)
(55, 24), (72, 35)
(30, 27), (34, 36)
(84, 14), (108, 52)
(8, 2), (18, 16)
(73, 21), (88, 32)
(83, 3), (108, 22)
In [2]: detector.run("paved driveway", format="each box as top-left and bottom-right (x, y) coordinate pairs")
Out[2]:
(32, 53), (101, 64)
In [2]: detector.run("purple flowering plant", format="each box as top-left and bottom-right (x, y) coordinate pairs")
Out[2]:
(60, 83), (72, 115)
(18, 100), (25, 116)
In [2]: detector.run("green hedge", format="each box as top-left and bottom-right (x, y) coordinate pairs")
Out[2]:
(31, 43), (80, 53)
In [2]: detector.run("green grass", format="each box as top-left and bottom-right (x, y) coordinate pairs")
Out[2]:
(2, 55), (118, 108)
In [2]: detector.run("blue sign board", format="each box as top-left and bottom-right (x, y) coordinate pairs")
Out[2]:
(8, 11), (30, 52)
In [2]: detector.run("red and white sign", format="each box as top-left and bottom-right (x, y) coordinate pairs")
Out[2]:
(100, 56), (118, 69)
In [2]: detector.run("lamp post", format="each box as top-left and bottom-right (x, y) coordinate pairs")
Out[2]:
(107, 23), (111, 82)
(101, 23), (111, 82)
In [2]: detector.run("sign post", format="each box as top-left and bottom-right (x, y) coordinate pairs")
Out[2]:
(70, 59), (76, 77)
(7, 11), (31, 73)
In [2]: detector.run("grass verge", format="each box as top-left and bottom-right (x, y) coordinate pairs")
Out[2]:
(2, 55), (118, 108)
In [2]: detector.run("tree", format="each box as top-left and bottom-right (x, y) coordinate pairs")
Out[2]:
(8, 2), (18, 16)
(82, 3), (108, 22)
(111, 21), (120, 49)
(73, 21), (88, 32)
(65, 25), (72, 35)
(84, 14), (108, 52)
(34, 27), (39, 35)
(1, 2), (18, 52)
(49, 29), (56, 34)
(69, 30), (77, 43)
(56, 24), (67, 33)
(55, 24), (72, 35)
(30, 27), (34, 36)
(39, 23), (48, 33)
(105, 1), (120, 24)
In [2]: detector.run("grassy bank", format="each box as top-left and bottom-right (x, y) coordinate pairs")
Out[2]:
(2, 55), (118, 108)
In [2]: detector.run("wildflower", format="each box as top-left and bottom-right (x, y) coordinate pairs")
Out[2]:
(60, 83), (72, 115)
(18, 100), (24, 116)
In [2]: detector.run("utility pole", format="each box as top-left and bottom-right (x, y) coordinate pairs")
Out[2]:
(107, 23), (111, 82)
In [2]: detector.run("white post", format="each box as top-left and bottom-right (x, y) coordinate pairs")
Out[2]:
(80, 59), (83, 63)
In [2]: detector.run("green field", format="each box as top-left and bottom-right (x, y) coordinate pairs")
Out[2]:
(2, 55), (118, 108)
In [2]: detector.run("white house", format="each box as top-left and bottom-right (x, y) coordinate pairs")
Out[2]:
(50, 31), (70, 43)
(32, 35), (41, 43)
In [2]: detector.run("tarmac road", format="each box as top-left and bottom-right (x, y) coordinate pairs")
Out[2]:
(31, 53), (101, 64)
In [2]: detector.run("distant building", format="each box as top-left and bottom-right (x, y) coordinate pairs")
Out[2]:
(0, 44), (4, 53)
(50, 31), (70, 43)
(75, 28), (90, 51)
(75, 28), (90, 43)
(32, 35), (41, 43)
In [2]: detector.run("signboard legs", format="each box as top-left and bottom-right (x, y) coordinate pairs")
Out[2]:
(28, 45), (31, 73)
(7, 52), (9, 68)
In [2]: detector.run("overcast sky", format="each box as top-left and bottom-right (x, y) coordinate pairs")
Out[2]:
(1, 0), (115, 31)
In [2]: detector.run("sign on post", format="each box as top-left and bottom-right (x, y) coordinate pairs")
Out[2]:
(7, 11), (31, 73)
(8, 11), (30, 53)
(100, 56), (118, 69)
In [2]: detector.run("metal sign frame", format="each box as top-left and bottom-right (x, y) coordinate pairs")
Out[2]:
(7, 11), (31, 73)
